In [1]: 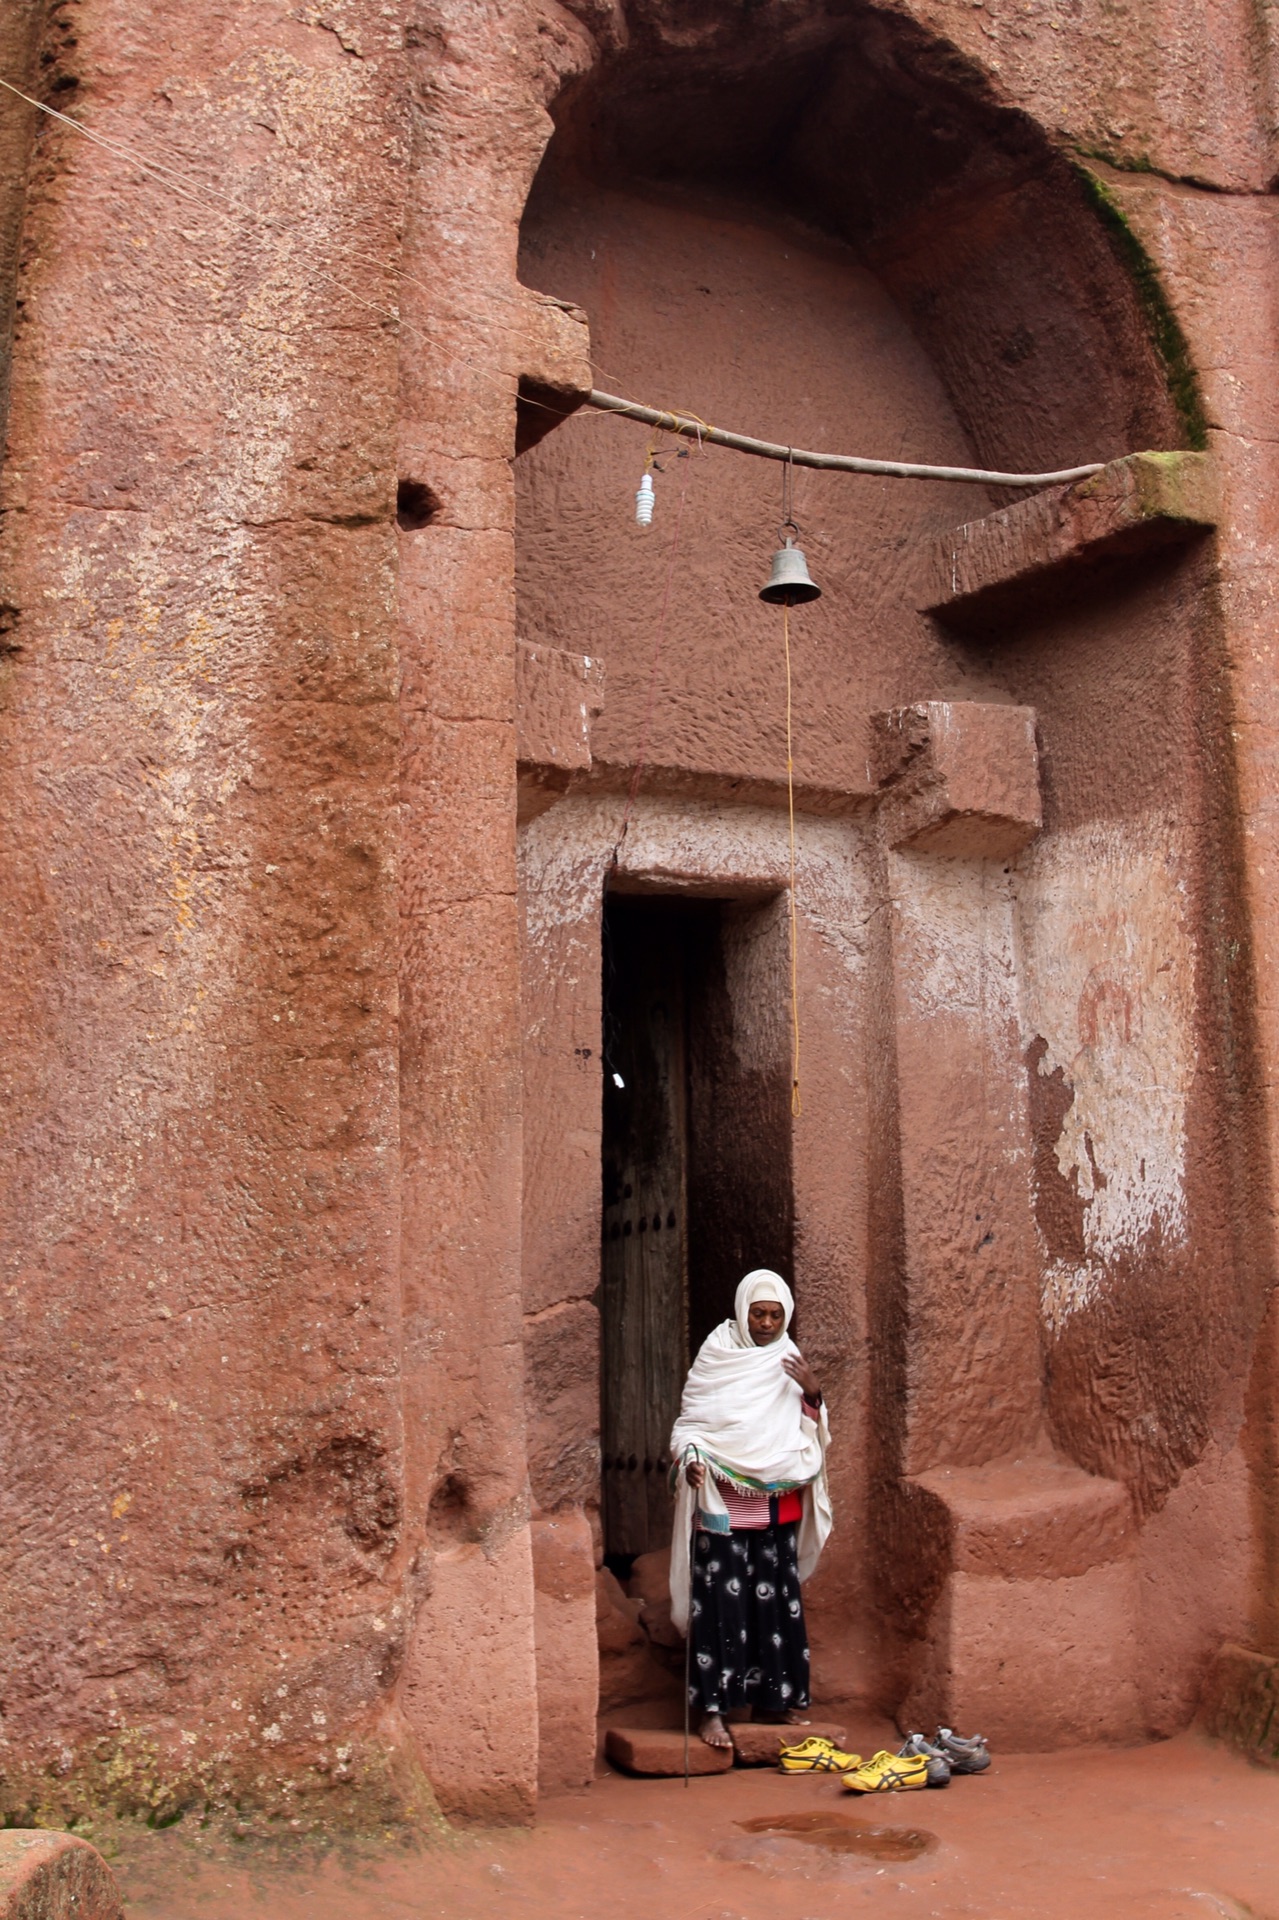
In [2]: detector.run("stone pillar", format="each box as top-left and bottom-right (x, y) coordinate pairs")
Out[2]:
(0, 0), (410, 1820)
(392, 0), (593, 1820)
(517, 651), (607, 1796)
(1109, 177), (1279, 1656)
(876, 701), (1144, 1745)
(877, 701), (1045, 1474)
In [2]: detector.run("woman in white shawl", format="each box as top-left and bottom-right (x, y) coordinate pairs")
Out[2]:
(669, 1270), (833, 1749)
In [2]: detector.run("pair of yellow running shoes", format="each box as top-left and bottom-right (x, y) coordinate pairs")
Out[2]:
(778, 1736), (928, 1793)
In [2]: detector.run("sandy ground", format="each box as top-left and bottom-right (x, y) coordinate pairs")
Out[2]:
(114, 1723), (1278, 1920)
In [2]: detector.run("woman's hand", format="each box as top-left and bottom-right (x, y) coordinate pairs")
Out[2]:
(783, 1351), (821, 1404)
(685, 1457), (706, 1490)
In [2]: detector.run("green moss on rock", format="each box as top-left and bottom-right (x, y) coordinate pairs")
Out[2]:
(1, 1727), (447, 1845)
(1074, 163), (1209, 453)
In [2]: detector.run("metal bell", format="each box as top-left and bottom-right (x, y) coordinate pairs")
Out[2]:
(759, 534), (821, 604)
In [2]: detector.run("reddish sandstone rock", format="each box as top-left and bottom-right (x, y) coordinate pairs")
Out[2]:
(917, 451), (1217, 632)
(874, 701), (1042, 860)
(533, 1512), (599, 1794)
(1200, 1643), (1279, 1766)
(596, 1566), (650, 1714)
(596, 1565), (643, 1656)
(0, 1833), (123, 1920)
(596, 1565), (683, 1714)
(3, 0), (1277, 1831)
(628, 1547), (681, 1650)
(603, 1727), (732, 1777)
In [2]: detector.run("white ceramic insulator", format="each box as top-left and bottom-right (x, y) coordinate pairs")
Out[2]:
(635, 472), (655, 526)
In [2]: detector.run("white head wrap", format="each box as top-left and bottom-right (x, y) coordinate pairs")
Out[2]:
(667, 1268), (832, 1633)
(733, 1269), (794, 1345)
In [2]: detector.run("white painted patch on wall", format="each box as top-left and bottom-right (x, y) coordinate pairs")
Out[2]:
(1016, 810), (1195, 1333)
(1040, 1256), (1104, 1331)
(888, 850), (1021, 1030)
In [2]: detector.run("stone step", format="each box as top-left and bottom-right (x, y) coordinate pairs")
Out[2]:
(604, 1725), (732, 1775)
(603, 1718), (852, 1775)
(730, 1720), (851, 1767)
(901, 1457), (1141, 1747)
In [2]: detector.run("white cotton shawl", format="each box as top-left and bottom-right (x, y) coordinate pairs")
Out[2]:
(668, 1270), (833, 1633)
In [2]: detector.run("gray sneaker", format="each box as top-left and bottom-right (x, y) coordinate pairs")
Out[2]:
(934, 1726), (991, 1774)
(897, 1732), (951, 1787)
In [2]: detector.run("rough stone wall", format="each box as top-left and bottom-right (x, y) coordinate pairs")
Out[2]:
(389, 0), (593, 1824)
(0, 0), (412, 1823)
(0, 0), (591, 1831)
(2, 0), (1279, 1826)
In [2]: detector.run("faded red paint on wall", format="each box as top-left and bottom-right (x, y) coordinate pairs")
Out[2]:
(2, 0), (1279, 1830)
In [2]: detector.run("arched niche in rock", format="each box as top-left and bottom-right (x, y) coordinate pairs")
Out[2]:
(513, 4), (1189, 795)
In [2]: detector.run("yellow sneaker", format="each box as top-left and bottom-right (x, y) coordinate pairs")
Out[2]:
(840, 1748), (929, 1793)
(778, 1735), (863, 1774)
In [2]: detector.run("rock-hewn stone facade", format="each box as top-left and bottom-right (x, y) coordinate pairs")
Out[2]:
(3, 0), (1279, 1826)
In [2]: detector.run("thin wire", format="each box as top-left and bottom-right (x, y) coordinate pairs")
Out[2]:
(783, 599), (802, 1120)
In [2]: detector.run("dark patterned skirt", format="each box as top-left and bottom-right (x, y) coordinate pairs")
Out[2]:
(687, 1520), (810, 1716)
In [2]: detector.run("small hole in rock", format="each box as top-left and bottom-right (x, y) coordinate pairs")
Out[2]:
(428, 1471), (469, 1531)
(396, 479), (441, 530)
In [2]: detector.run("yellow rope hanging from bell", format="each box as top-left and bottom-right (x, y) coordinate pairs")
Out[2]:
(758, 451), (821, 1120)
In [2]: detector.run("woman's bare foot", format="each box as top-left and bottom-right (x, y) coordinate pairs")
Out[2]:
(699, 1712), (733, 1750)
(752, 1706), (812, 1725)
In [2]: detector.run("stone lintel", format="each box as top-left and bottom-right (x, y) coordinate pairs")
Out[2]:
(908, 1457), (1133, 1581)
(919, 451), (1217, 632)
(874, 699), (1040, 859)
(516, 288), (593, 453)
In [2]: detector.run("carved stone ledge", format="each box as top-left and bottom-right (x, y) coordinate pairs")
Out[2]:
(919, 451), (1217, 633)
(516, 288), (593, 455)
(873, 699), (1040, 859)
(899, 1457), (1142, 1749)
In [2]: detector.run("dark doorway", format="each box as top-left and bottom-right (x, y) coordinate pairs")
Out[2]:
(600, 892), (794, 1559)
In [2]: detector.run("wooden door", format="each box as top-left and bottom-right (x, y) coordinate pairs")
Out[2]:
(601, 899), (689, 1557)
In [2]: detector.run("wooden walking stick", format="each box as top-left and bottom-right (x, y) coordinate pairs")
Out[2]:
(683, 1575), (692, 1788)
(683, 1449), (699, 1789)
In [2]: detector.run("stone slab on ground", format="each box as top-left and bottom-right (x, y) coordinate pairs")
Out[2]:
(0, 1832), (124, 1920)
(729, 1720), (851, 1767)
(604, 1726), (733, 1775)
